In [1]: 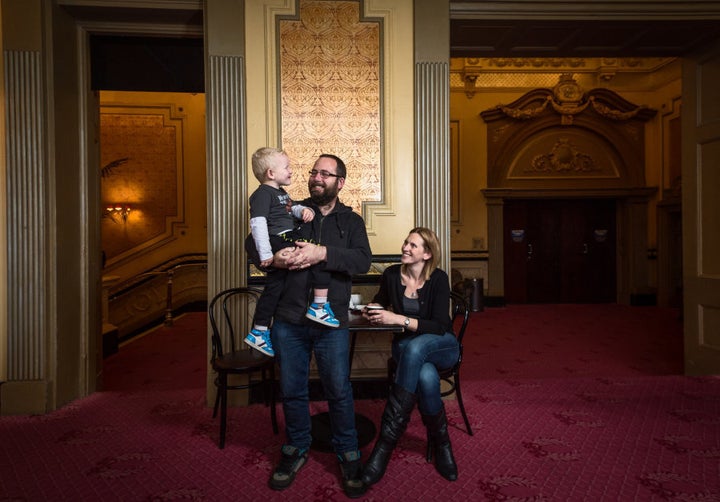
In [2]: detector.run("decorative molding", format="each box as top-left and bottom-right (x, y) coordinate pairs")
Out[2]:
(450, 120), (460, 222)
(451, 57), (680, 93)
(526, 137), (598, 175)
(450, 1), (720, 20)
(481, 75), (656, 189)
(484, 74), (655, 126)
(453, 57), (675, 74)
(661, 96), (683, 199)
(100, 103), (187, 268)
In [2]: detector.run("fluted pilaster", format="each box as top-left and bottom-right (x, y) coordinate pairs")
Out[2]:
(4, 50), (47, 380)
(206, 55), (248, 298)
(415, 61), (451, 272)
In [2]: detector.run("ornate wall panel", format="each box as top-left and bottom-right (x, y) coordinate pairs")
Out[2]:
(100, 105), (185, 265)
(279, 0), (382, 213)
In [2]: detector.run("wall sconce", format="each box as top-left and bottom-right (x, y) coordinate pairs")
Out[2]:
(105, 204), (131, 223)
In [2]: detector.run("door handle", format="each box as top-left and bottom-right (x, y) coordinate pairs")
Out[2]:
(527, 243), (533, 261)
(582, 243), (588, 255)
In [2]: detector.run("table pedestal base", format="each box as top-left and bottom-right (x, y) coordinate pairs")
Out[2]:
(310, 412), (377, 452)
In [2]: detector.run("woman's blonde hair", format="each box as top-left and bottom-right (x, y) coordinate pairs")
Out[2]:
(401, 226), (441, 280)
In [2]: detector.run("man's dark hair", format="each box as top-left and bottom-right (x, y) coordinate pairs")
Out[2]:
(319, 153), (346, 178)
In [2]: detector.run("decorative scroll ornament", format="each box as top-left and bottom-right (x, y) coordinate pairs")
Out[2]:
(527, 137), (598, 174)
(491, 74), (647, 125)
(499, 97), (550, 120)
(589, 97), (646, 120)
(550, 74), (589, 124)
(463, 72), (480, 99)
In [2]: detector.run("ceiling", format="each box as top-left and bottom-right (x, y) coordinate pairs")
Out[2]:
(60, 1), (720, 60)
(450, 19), (720, 58)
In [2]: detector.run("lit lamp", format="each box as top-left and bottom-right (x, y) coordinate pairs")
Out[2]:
(105, 204), (131, 223)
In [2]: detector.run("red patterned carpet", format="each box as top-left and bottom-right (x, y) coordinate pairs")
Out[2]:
(1, 305), (719, 501)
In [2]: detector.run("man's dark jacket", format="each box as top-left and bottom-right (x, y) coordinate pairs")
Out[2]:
(273, 198), (371, 327)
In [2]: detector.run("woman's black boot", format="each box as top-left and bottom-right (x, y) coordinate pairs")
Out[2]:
(361, 385), (416, 486)
(422, 406), (458, 481)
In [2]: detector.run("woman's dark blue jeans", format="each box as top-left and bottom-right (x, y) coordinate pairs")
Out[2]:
(392, 332), (460, 415)
(273, 319), (358, 455)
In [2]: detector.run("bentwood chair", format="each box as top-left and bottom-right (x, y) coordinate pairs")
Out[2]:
(209, 287), (278, 449)
(387, 291), (473, 443)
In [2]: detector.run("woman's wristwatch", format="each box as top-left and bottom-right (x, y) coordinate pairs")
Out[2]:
(403, 317), (411, 327)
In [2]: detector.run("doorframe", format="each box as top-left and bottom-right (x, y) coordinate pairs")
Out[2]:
(69, 12), (203, 394)
(483, 187), (656, 305)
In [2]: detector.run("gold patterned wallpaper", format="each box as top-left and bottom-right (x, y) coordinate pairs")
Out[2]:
(280, 0), (381, 212)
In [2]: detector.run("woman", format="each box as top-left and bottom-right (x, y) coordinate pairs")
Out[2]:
(361, 227), (460, 486)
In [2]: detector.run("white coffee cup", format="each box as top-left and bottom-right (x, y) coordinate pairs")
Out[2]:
(350, 294), (362, 308)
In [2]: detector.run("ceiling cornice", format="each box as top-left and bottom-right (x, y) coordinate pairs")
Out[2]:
(450, 1), (720, 21)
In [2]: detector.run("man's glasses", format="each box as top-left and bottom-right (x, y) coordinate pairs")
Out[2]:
(308, 169), (341, 179)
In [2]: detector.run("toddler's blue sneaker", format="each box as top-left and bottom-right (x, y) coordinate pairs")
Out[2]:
(305, 303), (340, 328)
(244, 328), (274, 357)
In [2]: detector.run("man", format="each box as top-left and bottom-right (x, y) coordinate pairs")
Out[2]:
(267, 153), (372, 498)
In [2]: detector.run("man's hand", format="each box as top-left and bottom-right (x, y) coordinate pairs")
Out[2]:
(271, 247), (295, 269)
(273, 241), (326, 270)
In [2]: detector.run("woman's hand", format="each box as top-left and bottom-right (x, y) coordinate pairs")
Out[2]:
(361, 304), (382, 320)
(364, 306), (403, 326)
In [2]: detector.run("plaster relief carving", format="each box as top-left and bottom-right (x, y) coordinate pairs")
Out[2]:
(480, 74), (656, 188)
(527, 137), (598, 175)
(509, 130), (619, 180)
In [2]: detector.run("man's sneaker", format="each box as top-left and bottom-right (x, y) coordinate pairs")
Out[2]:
(269, 445), (309, 491)
(338, 450), (367, 498)
(244, 328), (274, 357)
(305, 303), (340, 328)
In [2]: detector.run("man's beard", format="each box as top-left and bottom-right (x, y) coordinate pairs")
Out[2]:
(309, 182), (339, 206)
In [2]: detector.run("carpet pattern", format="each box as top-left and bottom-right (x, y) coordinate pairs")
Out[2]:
(1, 306), (719, 501)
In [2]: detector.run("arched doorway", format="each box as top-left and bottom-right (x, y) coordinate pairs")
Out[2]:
(480, 76), (657, 305)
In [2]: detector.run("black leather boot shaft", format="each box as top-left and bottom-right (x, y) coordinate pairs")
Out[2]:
(422, 407), (458, 481)
(361, 385), (416, 486)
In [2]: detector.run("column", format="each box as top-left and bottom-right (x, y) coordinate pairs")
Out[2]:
(414, 0), (451, 273)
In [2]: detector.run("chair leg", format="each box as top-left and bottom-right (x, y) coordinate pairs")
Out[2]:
(212, 377), (221, 419)
(454, 376), (473, 436)
(218, 372), (228, 449)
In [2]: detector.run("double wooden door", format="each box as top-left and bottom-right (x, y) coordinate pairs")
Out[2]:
(504, 199), (616, 304)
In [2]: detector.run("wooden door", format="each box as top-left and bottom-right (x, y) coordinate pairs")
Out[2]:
(504, 199), (616, 303)
(682, 43), (720, 375)
(526, 200), (562, 303)
(503, 200), (529, 303)
(561, 199), (616, 303)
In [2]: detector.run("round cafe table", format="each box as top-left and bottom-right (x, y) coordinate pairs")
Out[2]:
(310, 310), (404, 452)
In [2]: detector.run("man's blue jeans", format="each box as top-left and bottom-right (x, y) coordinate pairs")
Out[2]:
(392, 332), (460, 415)
(273, 319), (358, 454)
